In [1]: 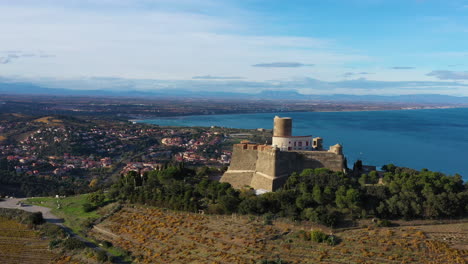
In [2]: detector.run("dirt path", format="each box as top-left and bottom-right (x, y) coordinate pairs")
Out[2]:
(0, 197), (62, 223)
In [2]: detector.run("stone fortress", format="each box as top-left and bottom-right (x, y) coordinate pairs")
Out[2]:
(220, 116), (346, 191)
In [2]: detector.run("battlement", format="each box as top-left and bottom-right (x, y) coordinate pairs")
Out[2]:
(234, 143), (275, 152)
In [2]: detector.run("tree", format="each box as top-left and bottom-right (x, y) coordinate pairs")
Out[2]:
(359, 174), (368, 186)
(335, 186), (347, 209)
(312, 185), (323, 204)
(87, 191), (105, 206)
(88, 179), (99, 188)
(345, 188), (360, 218)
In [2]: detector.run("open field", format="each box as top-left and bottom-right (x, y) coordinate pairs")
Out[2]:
(91, 206), (468, 264)
(33, 116), (63, 125)
(0, 217), (57, 264)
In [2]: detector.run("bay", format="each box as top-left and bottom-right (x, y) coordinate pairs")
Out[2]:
(138, 108), (468, 180)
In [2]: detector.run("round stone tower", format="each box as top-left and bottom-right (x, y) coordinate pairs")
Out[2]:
(273, 116), (292, 137)
(329, 144), (343, 155)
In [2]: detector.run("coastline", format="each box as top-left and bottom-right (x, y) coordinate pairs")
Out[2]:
(133, 105), (468, 123)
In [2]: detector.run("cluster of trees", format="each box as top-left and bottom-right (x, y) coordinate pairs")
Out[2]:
(83, 191), (107, 212)
(109, 164), (237, 214)
(110, 163), (468, 227)
(365, 165), (468, 219)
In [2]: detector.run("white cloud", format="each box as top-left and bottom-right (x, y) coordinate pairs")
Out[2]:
(0, 1), (371, 82)
(427, 70), (468, 80)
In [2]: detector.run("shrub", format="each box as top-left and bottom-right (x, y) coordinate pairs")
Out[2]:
(95, 250), (108, 263)
(376, 219), (392, 227)
(41, 223), (66, 238)
(326, 235), (338, 246)
(100, 240), (113, 248)
(82, 203), (96, 213)
(87, 191), (105, 207)
(296, 230), (310, 241)
(310, 230), (340, 245)
(303, 207), (340, 227)
(310, 230), (328, 243)
(62, 237), (86, 250)
(83, 218), (97, 228)
(263, 213), (274, 225)
(49, 239), (62, 249)
(26, 212), (44, 225)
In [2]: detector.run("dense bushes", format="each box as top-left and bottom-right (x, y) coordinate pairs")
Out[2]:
(28, 212), (45, 225)
(370, 166), (468, 219)
(0, 208), (44, 226)
(310, 230), (329, 243)
(95, 250), (108, 262)
(41, 223), (66, 238)
(310, 230), (339, 246)
(82, 203), (96, 212)
(62, 237), (87, 250)
(110, 164), (468, 227)
(109, 165), (241, 215)
(297, 230), (339, 246)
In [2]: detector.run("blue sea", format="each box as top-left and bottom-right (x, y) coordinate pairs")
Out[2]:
(138, 108), (468, 180)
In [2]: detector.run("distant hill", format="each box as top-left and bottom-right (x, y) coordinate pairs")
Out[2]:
(2, 81), (468, 104)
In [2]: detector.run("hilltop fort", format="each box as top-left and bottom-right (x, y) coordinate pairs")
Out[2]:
(221, 116), (346, 191)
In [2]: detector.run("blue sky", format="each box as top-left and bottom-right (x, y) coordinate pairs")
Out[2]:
(1, 0), (468, 95)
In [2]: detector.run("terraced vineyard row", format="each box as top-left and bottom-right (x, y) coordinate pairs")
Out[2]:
(0, 217), (57, 264)
(92, 206), (468, 264)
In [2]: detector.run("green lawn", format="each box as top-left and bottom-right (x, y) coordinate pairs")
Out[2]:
(26, 194), (101, 234)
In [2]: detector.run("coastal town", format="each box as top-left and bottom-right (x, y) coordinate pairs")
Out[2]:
(0, 113), (271, 196)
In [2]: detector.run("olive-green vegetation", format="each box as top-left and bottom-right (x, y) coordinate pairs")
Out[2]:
(110, 163), (468, 226)
(26, 194), (103, 234)
(0, 208), (45, 226)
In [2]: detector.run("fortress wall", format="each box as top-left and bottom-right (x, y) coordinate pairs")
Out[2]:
(255, 149), (277, 177)
(221, 144), (346, 192)
(227, 144), (258, 171)
(220, 171), (254, 189)
(297, 151), (345, 172)
(250, 172), (274, 191)
(249, 148), (278, 191)
(275, 151), (302, 177)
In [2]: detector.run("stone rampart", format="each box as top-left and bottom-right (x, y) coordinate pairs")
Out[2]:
(220, 143), (346, 191)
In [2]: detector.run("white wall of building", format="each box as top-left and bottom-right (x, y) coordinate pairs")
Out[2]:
(272, 136), (313, 151)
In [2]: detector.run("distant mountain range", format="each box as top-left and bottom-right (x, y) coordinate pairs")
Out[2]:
(1, 81), (468, 104)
